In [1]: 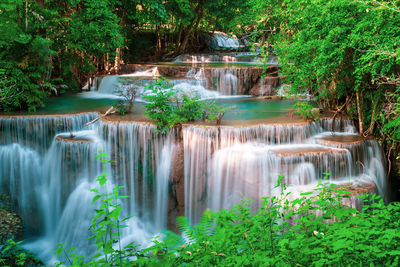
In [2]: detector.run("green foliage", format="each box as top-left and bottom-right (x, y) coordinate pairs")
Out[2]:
(113, 100), (127, 115)
(0, 0), (123, 111)
(157, 180), (400, 266)
(254, 0), (400, 159)
(143, 78), (177, 133)
(0, 194), (42, 266)
(56, 169), (400, 266)
(293, 101), (320, 121)
(380, 86), (400, 150)
(200, 100), (228, 125)
(143, 78), (226, 133)
(0, 239), (42, 266)
(0, 60), (49, 111)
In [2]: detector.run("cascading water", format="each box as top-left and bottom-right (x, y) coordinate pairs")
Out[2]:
(182, 119), (385, 223)
(154, 141), (176, 230)
(212, 69), (239, 95)
(0, 144), (42, 233)
(0, 115), (174, 263)
(0, 113), (97, 154)
(174, 52), (262, 63)
(98, 121), (177, 231)
(0, 51), (387, 264)
(0, 111), (387, 263)
(209, 32), (240, 51)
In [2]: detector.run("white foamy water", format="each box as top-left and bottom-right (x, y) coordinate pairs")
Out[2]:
(0, 113), (387, 263)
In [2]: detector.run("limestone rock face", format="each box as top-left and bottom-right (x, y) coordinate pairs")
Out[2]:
(168, 140), (185, 231)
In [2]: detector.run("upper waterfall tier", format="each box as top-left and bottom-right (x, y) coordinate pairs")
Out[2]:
(172, 52), (278, 65)
(85, 62), (280, 98)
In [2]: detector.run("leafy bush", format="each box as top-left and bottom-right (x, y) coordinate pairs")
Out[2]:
(143, 78), (227, 133)
(112, 100), (127, 115)
(200, 100), (228, 125)
(0, 61), (50, 112)
(293, 101), (320, 121)
(164, 183), (400, 266)
(0, 239), (42, 266)
(143, 78), (177, 133)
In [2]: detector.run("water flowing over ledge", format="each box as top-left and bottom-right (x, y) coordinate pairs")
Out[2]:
(0, 112), (386, 263)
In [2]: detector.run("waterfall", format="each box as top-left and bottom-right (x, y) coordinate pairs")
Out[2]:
(183, 120), (386, 223)
(0, 115), (171, 263)
(172, 83), (221, 99)
(40, 130), (105, 237)
(0, 110), (387, 263)
(0, 113), (97, 154)
(0, 144), (42, 234)
(154, 141), (176, 231)
(209, 33), (240, 51)
(183, 126), (219, 223)
(212, 69), (239, 95)
(87, 67), (159, 98)
(97, 76), (120, 94)
(98, 121), (177, 229)
(174, 52), (262, 63)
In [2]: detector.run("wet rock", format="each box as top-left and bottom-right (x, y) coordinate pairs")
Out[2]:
(168, 140), (185, 231)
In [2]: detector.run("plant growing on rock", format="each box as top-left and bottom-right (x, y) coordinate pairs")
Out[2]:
(143, 78), (227, 133)
(293, 101), (321, 121)
(201, 100), (228, 125)
(0, 194), (21, 243)
(143, 78), (176, 133)
(113, 84), (138, 115)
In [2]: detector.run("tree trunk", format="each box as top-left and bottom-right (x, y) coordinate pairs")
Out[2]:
(178, 24), (192, 53)
(17, 6), (21, 27)
(105, 54), (110, 73)
(155, 25), (162, 58)
(114, 48), (121, 74)
(179, 10), (203, 53)
(260, 32), (266, 46)
(175, 23), (183, 53)
(364, 98), (379, 136)
(25, 0), (28, 30)
(212, 18), (218, 33)
(179, 1), (204, 53)
(356, 90), (364, 135)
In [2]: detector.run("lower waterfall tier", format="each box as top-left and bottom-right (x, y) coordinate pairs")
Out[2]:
(0, 113), (387, 263)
